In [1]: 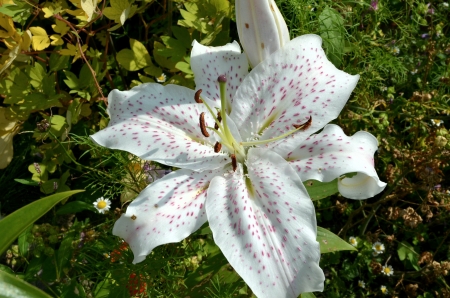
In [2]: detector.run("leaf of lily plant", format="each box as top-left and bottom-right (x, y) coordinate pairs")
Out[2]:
(0, 270), (52, 298)
(0, 190), (84, 255)
(304, 179), (339, 201)
(317, 227), (357, 254)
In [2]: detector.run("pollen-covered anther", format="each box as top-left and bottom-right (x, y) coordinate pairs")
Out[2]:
(199, 112), (210, 137)
(231, 154), (237, 171)
(214, 111), (222, 130)
(214, 142), (222, 153)
(131, 215), (137, 220)
(194, 89), (203, 103)
(293, 116), (312, 131)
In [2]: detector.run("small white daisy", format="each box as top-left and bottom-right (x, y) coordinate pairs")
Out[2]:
(431, 119), (444, 127)
(349, 236), (358, 247)
(156, 73), (167, 83)
(372, 241), (385, 254)
(358, 280), (366, 288)
(382, 265), (394, 276)
(93, 197), (111, 214)
(392, 46), (400, 55)
(411, 69), (418, 75)
(381, 285), (388, 294)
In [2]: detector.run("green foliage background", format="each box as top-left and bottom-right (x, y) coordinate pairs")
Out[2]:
(0, 0), (449, 297)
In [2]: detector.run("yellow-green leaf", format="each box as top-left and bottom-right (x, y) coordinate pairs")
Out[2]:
(29, 26), (50, 51)
(51, 19), (70, 36)
(80, 0), (98, 22)
(116, 38), (154, 71)
(50, 34), (64, 46)
(60, 43), (88, 62)
(103, 0), (136, 25)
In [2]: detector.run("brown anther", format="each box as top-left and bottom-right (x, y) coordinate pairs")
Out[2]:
(195, 89), (203, 103)
(214, 142), (222, 153)
(293, 116), (312, 131)
(214, 111), (222, 129)
(199, 112), (209, 137)
(131, 215), (137, 220)
(231, 154), (237, 172)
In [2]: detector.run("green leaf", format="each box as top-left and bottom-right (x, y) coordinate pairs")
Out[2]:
(397, 241), (420, 271)
(116, 39), (154, 71)
(0, 270), (52, 298)
(49, 51), (70, 72)
(301, 293), (317, 298)
(175, 60), (193, 75)
(33, 115), (67, 139)
(317, 227), (357, 254)
(56, 201), (96, 214)
(103, 0), (136, 26)
(0, 190), (84, 255)
(27, 62), (46, 89)
(318, 7), (345, 67)
(63, 70), (80, 89)
(14, 178), (39, 186)
(304, 179), (339, 201)
(18, 226), (32, 256)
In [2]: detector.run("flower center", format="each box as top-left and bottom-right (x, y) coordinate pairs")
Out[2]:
(196, 75), (312, 170)
(97, 201), (107, 209)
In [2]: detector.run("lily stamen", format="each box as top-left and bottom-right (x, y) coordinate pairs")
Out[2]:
(231, 154), (237, 171)
(194, 89), (203, 103)
(293, 116), (312, 131)
(214, 142), (222, 153)
(199, 112), (210, 137)
(241, 116), (313, 147)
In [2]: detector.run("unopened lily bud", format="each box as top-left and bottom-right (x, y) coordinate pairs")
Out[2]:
(236, 0), (290, 68)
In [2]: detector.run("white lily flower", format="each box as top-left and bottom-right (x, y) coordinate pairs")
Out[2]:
(91, 34), (386, 297)
(236, 0), (290, 68)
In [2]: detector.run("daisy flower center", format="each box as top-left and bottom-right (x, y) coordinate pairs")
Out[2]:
(97, 201), (107, 209)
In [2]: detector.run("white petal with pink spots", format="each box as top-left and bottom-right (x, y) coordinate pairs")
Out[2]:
(207, 148), (324, 297)
(287, 124), (387, 199)
(91, 34), (386, 298)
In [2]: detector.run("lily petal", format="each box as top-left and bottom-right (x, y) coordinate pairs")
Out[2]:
(288, 124), (386, 199)
(236, 0), (290, 68)
(190, 40), (249, 109)
(113, 167), (225, 263)
(206, 148), (324, 297)
(91, 83), (230, 171)
(230, 34), (359, 156)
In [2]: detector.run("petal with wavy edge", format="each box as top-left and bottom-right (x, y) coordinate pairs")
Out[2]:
(206, 148), (324, 297)
(190, 40), (249, 109)
(230, 34), (359, 156)
(90, 83), (230, 171)
(288, 124), (386, 199)
(113, 167), (226, 263)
